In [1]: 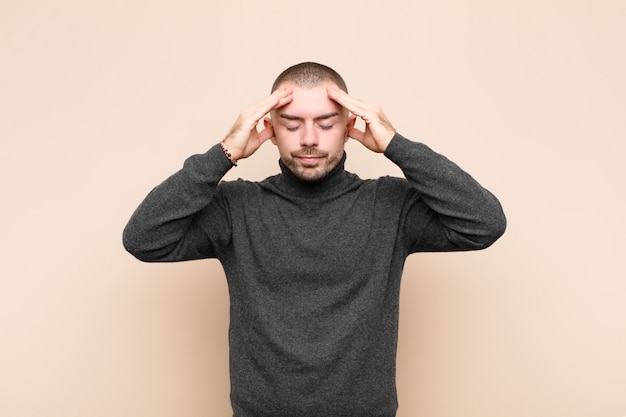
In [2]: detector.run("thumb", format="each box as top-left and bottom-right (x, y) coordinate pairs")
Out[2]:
(258, 118), (275, 143)
(348, 127), (365, 142)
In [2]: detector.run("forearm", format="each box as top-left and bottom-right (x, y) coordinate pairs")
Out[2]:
(384, 133), (506, 250)
(122, 144), (233, 262)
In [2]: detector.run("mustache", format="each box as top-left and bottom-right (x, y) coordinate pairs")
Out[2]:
(291, 149), (328, 157)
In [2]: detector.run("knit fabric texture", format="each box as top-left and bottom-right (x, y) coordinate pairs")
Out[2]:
(123, 133), (506, 417)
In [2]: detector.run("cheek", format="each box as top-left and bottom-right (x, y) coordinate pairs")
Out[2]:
(325, 129), (348, 146)
(274, 129), (294, 143)
(273, 133), (297, 153)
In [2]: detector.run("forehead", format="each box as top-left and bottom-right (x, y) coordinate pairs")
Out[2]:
(275, 82), (343, 118)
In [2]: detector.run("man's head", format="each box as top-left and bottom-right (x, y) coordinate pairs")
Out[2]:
(271, 62), (348, 94)
(266, 62), (355, 182)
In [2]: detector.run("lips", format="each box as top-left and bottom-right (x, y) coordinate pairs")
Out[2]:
(293, 150), (326, 157)
(296, 155), (322, 165)
(292, 150), (327, 165)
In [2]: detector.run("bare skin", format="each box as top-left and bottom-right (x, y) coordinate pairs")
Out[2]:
(325, 86), (396, 154)
(221, 87), (294, 161)
(221, 82), (396, 180)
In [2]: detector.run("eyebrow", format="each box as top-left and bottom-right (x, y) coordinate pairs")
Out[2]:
(279, 112), (339, 122)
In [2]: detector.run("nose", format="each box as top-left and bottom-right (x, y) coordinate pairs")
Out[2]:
(299, 123), (319, 147)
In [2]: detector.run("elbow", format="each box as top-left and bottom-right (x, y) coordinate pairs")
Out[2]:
(122, 225), (157, 263)
(476, 210), (507, 249)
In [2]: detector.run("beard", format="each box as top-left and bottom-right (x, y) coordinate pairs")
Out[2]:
(282, 148), (342, 182)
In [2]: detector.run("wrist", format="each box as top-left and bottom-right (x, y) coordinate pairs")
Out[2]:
(374, 130), (395, 153)
(219, 141), (238, 166)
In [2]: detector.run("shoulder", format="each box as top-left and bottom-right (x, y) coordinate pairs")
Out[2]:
(353, 176), (416, 208)
(370, 175), (412, 193)
(219, 177), (264, 192)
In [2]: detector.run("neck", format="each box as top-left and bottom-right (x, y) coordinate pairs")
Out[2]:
(277, 152), (350, 198)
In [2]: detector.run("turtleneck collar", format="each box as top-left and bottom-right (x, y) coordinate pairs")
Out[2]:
(272, 152), (354, 199)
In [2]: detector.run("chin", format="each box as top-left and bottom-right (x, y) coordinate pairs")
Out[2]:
(295, 167), (328, 182)
(297, 172), (324, 182)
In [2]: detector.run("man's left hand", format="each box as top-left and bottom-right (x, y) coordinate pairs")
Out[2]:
(327, 86), (396, 153)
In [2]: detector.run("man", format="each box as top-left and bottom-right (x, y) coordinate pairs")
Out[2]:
(123, 62), (506, 417)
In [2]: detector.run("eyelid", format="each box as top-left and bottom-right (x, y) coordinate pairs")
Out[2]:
(283, 122), (334, 131)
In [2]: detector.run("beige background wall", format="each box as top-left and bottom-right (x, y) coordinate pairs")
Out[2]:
(1, 1), (624, 416)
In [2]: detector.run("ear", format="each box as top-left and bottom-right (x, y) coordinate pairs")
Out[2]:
(264, 117), (277, 145)
(345, 115), (357, 142)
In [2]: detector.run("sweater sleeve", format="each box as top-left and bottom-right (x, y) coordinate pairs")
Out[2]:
(384, 133), (506, 252)
(122, 144), (234, 262)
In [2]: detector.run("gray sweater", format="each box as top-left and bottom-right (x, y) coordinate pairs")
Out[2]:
(123, 133), (506, 417)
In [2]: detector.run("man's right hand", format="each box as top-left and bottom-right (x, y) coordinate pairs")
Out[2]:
(221, 87), (293, 161)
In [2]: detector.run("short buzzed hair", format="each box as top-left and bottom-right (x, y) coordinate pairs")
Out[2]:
(271, 62), (348, 93)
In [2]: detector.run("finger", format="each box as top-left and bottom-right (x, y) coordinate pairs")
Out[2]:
(326, 87), (369, 117)
(348, 127), (365, 142)
(257, 124), (275, 143)
(248, 88), (293, 124)
(252, 89), (291, 118)
(274, 91), (293, 109)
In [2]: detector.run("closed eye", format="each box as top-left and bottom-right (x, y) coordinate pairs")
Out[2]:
(284, 124), (334, 131)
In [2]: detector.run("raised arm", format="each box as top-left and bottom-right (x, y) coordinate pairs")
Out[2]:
(385, 134), (506, 251)
(122, 88), (294, 262)
(327, 87), (506, 252)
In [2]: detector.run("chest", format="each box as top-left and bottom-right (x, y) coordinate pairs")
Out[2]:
(229, 190), (403, 286)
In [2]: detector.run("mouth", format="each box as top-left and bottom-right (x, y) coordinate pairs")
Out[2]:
(296, 154), (322, 160)
(296, 155), (323, 166)
(293, 151), (326, 166)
